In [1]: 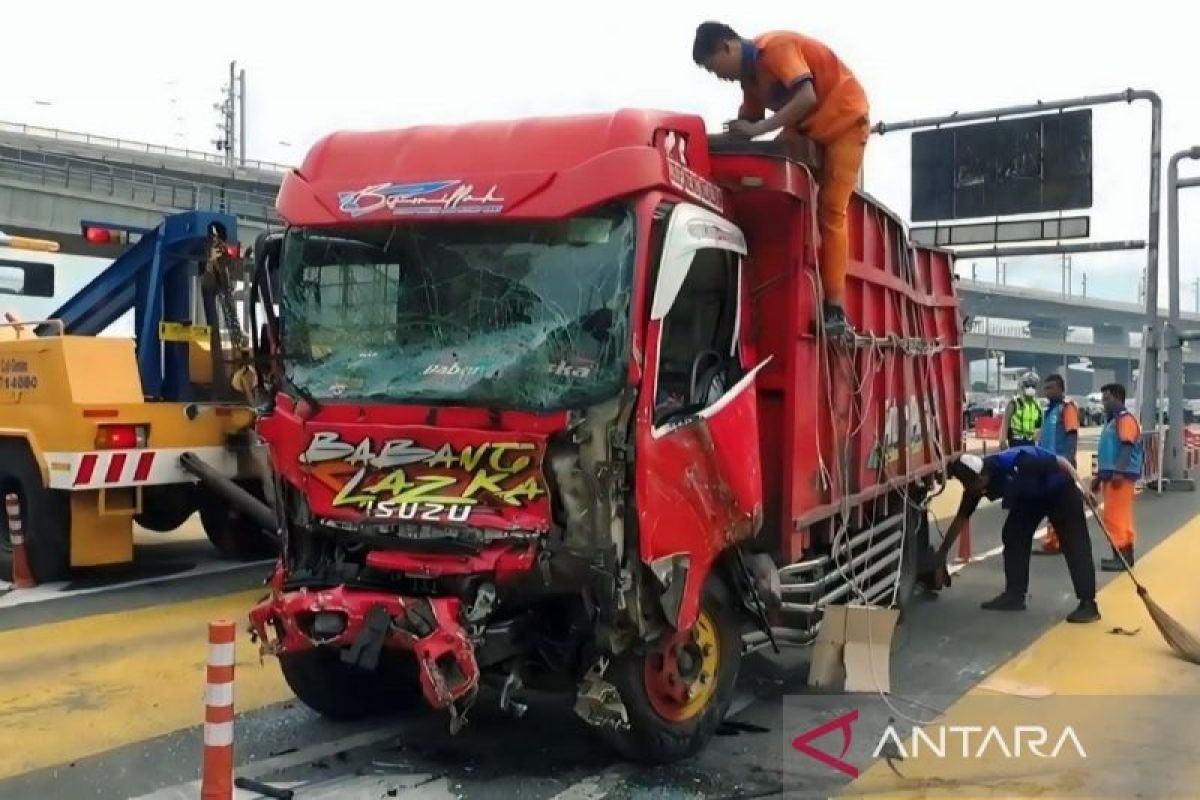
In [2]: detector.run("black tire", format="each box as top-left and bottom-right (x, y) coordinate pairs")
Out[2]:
(279, 648), (422, 721)
(134, 485), (198, 532)
(198, 482), (276, 560)
(601, 578), (743, 764)
(0, 439), (71, 582)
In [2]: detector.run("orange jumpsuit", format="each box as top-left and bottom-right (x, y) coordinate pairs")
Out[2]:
(738, 32), (870, 306)
(1099, 413), (1141, 550)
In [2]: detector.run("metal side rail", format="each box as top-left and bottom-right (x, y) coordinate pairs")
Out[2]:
(743, 512), (907, 650)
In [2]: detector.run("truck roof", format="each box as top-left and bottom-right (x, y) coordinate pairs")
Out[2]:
(277, 109), (721, 226)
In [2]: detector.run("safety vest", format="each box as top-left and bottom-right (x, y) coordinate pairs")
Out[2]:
(1098, 409), (1143, 478)
(1009, 396), (1042, 439)
(1040, 399), (1076, 458)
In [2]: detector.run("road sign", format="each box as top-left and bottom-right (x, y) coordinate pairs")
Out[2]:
(911, 110), (1093, 222)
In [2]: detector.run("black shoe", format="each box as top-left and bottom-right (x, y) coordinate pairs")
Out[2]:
(1100, 546), (1134, 572)
(822, 304), (852, 338)
(1066, 600), (1101, 624)
(981, 592), (1026, 611)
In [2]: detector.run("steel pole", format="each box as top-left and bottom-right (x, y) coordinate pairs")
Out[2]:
(238, 68), (246, 167)
(874, 89), (1163, 431)
(226, 61), (236, 168)
(1164, 147), (1200, 483)
(1139, 93), (1164, 435)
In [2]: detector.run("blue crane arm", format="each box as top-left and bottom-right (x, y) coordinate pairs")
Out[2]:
(38, 211), (239, 399)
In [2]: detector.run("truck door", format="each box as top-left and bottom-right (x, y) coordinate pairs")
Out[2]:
(635, 203), (767, 631)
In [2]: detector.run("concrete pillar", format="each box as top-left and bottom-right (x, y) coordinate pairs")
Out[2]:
(1184, 363), (1200, 400)
(1032, 355), (1061, 382)
(1094, 324), (1130, 347)
(1028, 318), (1069, 341)
(1098, 362), (1133, 392)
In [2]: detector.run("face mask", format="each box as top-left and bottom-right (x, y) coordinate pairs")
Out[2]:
(1023, 386), (1036, 397)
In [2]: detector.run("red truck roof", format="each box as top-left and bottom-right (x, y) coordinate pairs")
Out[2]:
(278, 109), (723, 226)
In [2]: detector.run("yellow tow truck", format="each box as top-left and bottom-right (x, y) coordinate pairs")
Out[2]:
(0, 212), (274, 582)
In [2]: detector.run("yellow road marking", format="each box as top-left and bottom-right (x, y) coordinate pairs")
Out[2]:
(842, 506), (1200, 798)
(0, 590), (289, 779)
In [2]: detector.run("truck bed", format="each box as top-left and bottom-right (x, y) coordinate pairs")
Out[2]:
(711, 145), (963, 564)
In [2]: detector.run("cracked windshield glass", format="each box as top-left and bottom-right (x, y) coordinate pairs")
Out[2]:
(280, 204), (635, 410)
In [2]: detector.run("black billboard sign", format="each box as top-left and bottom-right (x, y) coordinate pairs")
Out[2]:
(911, 110), (1092, 222)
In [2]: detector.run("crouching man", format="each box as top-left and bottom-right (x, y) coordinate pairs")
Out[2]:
(944, 446), (1100, 624)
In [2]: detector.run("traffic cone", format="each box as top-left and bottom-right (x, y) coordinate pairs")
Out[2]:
(201, 619), (237, 800)
(5, 493), (35, 589)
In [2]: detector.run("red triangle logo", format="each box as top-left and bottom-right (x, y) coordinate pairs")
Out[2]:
(791, 709), (860, 778)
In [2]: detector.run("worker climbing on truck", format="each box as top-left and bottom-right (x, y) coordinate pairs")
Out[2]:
(940, 447), (1100, 624)
(692, 21), (869, 337)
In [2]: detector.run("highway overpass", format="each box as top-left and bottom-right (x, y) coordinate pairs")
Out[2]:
(0, 120), (284, 243)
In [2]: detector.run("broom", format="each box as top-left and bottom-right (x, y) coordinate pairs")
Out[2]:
(1079, 483), (1200, 665)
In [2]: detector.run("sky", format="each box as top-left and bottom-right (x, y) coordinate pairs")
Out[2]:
(2, 0), (1200, 309)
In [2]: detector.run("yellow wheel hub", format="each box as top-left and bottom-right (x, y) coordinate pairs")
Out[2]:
(645, 609), (721, 722)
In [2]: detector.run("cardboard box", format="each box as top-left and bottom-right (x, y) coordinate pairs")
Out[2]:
(807, 604), (899, 693)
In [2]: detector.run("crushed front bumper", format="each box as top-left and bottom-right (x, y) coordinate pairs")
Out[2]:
(249, 584), (479, 714)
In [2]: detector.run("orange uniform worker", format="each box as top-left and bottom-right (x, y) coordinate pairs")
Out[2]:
(1036, 374), (1080, 555)
(1092, 382), (1143, 571)
(692, 22), (870, 336)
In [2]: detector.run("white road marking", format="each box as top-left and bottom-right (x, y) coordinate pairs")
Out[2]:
(947, 504), (1103, 576)
(548, 766), (636, 800)
(0, 559), (271, 609)
(131, 725), (413, 799)
(726, 690), (756, 719)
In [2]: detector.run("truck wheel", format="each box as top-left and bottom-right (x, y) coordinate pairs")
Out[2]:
(198, 482), (277, 560)
(601, 578), (742, 764)
(279, 649), (421, 721)
(0, 440), (71, 582)
(134, 485), (198, 532)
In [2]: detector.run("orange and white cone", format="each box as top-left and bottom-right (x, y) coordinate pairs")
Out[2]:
(201, 620), (236, 800)
(5, 493), (35, 589)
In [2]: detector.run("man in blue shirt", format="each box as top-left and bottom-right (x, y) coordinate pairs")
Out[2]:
(945, 445), (1100, 623)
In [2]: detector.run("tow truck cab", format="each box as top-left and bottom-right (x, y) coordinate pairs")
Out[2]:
(249, 109), (963, 762)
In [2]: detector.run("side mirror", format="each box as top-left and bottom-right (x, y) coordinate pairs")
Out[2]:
(0, 260), (54, 298)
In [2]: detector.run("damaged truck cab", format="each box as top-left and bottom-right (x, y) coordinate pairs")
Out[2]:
(248, 110), (963, 762)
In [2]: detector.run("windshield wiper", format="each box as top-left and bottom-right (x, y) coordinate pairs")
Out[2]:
(281, 372), (322, 415)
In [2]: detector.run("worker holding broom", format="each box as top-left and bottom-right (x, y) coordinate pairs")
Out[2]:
(692, 22), (868, 337)
(1093, 382), (1143, 571)
(1036, 374), (1080, 555)
(939, 446), (1100, 624)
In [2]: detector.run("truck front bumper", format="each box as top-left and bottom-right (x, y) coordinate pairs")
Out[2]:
(249, 583), (480, 712)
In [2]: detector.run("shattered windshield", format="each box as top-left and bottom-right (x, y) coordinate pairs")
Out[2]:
(280, 204), (635, 411)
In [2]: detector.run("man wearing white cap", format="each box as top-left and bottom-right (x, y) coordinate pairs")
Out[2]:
(945, 445), (1099, 624)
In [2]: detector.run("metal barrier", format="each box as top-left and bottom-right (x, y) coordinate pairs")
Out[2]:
(1184, 427), (1200, 476)
(968, 319), (1029, 338)
(0, 149), (280, 224)
(1141, 427), (1164, 491)
(0, 119), (293, 174)
(973, 416), (1002, 454)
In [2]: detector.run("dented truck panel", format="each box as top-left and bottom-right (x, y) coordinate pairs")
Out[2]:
(634, 320), (766, 631)
(251, 110), (962, 751)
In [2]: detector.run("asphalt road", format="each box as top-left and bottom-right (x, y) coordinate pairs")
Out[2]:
(2, 484), (1196, 800)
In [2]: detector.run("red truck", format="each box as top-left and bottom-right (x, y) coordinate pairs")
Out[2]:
(244, 109), (963, 762)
